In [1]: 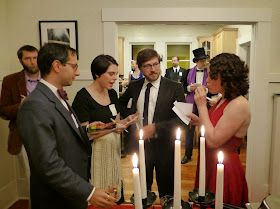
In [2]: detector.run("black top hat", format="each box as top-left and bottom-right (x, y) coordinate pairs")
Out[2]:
(192, 47), (209, 63)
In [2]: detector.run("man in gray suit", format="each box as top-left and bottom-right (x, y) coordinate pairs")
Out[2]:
(17, 43), (116, 209)
(119, 48), (185, 204)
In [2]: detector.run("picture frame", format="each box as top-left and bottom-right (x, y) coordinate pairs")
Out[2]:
(39, 20), (78, 56)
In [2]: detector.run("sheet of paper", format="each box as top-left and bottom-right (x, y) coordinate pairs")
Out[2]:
(172, 101), (193, 125)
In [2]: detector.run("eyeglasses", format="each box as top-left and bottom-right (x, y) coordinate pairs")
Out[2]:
(142, 62), (160, 70)
(65, 62), (78, 70)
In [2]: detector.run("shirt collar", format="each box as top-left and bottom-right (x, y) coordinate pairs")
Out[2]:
(40, 79), (60, 99)
(144, 76), (161, 89)
(173, 66), (179, 71)
(24, 71), (41, 82)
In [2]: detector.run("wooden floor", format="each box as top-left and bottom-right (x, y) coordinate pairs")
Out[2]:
(9, 146), (246, 209)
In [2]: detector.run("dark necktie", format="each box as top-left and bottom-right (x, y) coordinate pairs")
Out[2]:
(57, 88), (89, 141)
(57, 88), (69, 101)
(143, 83), (152, 126)
(57, 88), (79, 121)
(58, 89), (91, 176)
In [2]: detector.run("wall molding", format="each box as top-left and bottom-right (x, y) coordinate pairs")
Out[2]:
(268, 73), (280, 83)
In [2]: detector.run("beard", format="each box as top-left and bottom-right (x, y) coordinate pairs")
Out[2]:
(22, 63), (39, 75)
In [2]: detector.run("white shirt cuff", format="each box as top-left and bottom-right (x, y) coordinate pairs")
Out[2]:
(87, 187), (96, 202)
(187, 85), (191, 92)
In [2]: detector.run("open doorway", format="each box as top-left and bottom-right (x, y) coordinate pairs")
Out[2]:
(102, 7), (272, 202)
(117, 23), (252, 203)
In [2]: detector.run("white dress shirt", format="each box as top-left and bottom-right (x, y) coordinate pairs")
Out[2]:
(196, 67), (204, 84)
(137, 76), (161, 127)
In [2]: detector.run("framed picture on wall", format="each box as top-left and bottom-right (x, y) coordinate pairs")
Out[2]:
(39, 20), (78, 56)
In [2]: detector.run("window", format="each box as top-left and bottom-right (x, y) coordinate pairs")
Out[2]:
(166, 44), (190, 69)
(132, 44), (154, 60)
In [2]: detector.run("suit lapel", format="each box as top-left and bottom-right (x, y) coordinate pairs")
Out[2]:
(37, 83), (85, 143)
(131, 79), (144, 112)
(153, 77), (167, 122)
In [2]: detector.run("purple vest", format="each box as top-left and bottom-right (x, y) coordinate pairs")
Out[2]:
(185, 66), (208, 113)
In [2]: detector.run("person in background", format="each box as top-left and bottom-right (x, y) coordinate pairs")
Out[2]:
(17, 43), (116, 209)
(119, 48), (185, 205)
(0, 45), (40, 205)
(189, 53), (250, 207)
(130, 59), (144, 82)
(72, 54), (138, 204)
(122, 60), (144, 88)
(181, 47), (210, 164)
(164, 56), (187, 85)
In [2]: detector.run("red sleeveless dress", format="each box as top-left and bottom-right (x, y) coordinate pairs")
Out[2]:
(194, 100), (248, 207)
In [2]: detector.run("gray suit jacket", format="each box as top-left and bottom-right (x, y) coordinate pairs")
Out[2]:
(17, 82), (93, 209)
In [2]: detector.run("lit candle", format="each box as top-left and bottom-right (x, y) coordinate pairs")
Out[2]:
(199, 125), (206, 196)
(132, 153), (143, 209)
(173, 128), (182, 209)
(215, 151), (224, 209)
(139, 129), (147, 199)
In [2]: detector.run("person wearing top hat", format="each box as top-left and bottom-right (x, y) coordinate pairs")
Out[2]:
(181, 47), (209, 164)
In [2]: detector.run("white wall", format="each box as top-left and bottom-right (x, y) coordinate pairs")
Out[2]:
(0, 0), (280, 207)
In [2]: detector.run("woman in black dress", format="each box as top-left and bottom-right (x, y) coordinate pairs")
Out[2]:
(72, 55), (137, 203)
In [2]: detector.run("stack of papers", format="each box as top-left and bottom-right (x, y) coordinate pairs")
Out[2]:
(172, 101), (193, 125)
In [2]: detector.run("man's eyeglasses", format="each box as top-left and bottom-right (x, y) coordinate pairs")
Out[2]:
(142, 62), (160, 70)
(65, 62), (78, 70)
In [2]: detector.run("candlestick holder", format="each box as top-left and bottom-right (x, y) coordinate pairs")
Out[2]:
(189, 189), (215, 209)
(161, 195), (191, 209)
(130, 190), (157, 209)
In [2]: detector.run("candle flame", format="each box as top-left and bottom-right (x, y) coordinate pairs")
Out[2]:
(139, 129), (143, 140)
(176, 127), (181, 140)
(200, 125), (205, 137)
(218, 151), (224, 164)
(132, 153), (138, 168)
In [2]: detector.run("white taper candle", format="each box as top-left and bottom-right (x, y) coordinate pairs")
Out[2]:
(173, 127), (182, 209)
(199, 125), (206, 196)
(132, 153), (143, 209)
(139, 129), (147, 199)
(215, 151), (224, 209)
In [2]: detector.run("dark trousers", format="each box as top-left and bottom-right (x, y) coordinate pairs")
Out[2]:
(144, 139), (174, 198)
(184, 125), (195, 158)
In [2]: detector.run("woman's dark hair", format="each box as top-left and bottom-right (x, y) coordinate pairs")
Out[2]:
(38, 43), (76, 78)
(136, 48), (160, 68)
(209, 53), (249, 100)
(90, 55), (118, 80)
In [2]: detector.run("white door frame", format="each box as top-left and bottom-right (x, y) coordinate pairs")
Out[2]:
(102, 7), (272, 202)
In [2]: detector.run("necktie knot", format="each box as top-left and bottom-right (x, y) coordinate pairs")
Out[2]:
(57, 89), (69, 100)
(146, 83), (153, 89)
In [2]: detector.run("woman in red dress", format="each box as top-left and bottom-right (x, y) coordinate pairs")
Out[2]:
(189, 53), (251, 207)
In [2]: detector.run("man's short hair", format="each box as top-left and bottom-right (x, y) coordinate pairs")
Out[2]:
(17, 45), (38, 59)
(37, 43), (76, 78)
